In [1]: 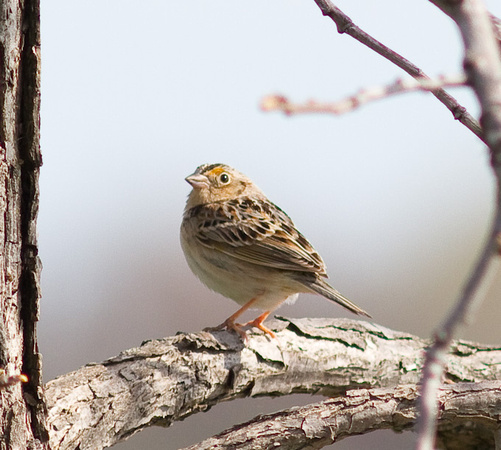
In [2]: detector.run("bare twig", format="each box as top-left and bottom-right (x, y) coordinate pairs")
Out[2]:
(417, 229), (500, 450)
(310, 0), (484, 141)
(261, 74), (467, 116)
(0, 369), (28, 388)
(183, 382), (501, 450)
(416, 1), (501, 449)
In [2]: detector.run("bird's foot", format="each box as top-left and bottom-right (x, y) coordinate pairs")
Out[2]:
(243, 311), (275, 338)
(204, 319), (249, 341)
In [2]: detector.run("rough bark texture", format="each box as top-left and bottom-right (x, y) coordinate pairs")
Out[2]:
(182, 382), (501, 450)
(0, 0), (47, 448)
(45, 318), (501, 449)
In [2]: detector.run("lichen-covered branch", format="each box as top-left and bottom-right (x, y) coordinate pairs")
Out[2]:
(44, 318), (501, 450)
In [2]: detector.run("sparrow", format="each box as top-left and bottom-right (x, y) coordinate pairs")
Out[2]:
(180, 163), (371, 339)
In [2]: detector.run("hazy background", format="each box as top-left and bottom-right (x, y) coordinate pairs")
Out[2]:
(39, 1), (501, 448)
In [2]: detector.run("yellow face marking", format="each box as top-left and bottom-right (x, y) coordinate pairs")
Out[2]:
(208, 167), (226, 177)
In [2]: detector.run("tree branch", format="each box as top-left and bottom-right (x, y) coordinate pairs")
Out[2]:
(261, 74), (467, 116)
(44, 318), (501, 449)
(416, 0), (501, 447)
(429, 0), (501, 48)
(183, 382), (501, 450)
(309, 0), (484, 141)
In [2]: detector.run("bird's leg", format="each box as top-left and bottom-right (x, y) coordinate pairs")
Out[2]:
(243, 311), (276, 338)
(205, 297), (261, 340)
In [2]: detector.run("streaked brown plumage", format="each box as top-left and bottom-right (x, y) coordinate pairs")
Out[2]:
(181, 163), (370, 339)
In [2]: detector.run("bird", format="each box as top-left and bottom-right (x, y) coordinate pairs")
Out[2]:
(180, 163), (371, 340)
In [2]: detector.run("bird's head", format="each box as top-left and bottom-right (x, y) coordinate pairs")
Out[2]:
(184, 163), (263, 208)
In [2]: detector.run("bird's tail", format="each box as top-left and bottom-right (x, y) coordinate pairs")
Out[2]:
(302, 277), (371, 318)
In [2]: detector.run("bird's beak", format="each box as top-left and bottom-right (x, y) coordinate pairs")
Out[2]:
(185, 173), (210, 189)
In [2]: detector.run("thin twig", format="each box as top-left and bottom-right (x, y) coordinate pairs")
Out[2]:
(416, 223), (500, 450)
(261, 74), (467, 116)
(415, 0), (501, 448)
(311, 0), (484, 142)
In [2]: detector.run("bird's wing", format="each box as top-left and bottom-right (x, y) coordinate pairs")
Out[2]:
(185, 197), (327, 274)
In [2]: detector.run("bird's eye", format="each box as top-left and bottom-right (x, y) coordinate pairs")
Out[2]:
(219, 173), (230, 184)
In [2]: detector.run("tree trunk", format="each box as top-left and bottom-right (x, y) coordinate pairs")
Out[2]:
(0, 0), (48, 448)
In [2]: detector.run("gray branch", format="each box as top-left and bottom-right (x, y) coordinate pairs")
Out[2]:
(44, 318), (501, 449)
(312, 0), (485, 142)
(416, 0), (501, 447)
(182, 382), (501, 450)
